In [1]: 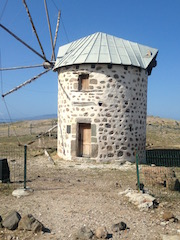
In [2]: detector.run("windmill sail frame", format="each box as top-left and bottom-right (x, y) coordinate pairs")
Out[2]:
(0, 1), (61, 97)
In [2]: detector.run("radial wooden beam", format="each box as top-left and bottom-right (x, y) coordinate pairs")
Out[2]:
(0, 23), (50, 63)
(51, 10), (61, 61)
(44, 0), (55, 61)
(0, 64), (43, 71)
(22, 0), (46, 59)
(2, 69), (50, 97)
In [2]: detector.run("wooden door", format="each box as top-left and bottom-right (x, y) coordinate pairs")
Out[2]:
(78, 123), (91, 157)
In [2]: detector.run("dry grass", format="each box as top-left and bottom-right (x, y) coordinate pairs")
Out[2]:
(146, 116), (180, 149)
(0, 118), (57, 156)
(0, 182), (15, 196)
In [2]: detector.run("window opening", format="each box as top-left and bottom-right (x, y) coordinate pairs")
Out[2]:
(67, 125), (71, 133)
(78, 74), (89, 91)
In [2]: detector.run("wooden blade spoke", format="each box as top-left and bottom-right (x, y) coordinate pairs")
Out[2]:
(2, 69), (50, 97)
(0, 64), (43, 71)
(44, 0), (55, 61)
(0, 23), (50, 63)
(51, 10), (61, 61)
(22, 0), (46, 59)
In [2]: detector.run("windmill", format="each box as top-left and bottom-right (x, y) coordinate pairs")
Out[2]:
(0, 0), (61, 98)
(0, 1), (63, 189)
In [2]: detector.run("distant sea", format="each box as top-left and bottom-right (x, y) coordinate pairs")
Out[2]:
(0, 114), (57, 123)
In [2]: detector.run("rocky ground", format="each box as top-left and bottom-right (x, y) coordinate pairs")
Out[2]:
(0, 156), (180, 240)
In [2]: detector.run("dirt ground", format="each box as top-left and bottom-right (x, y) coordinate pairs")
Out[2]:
(0, 156), (180, 240)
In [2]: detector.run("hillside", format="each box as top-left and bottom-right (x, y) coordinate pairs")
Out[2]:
(146, 116), (180, 149)
(0, 116), (180, 150)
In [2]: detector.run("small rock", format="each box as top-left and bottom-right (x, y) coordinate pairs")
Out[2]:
(7, 235), (13, 240)
(115, 182), (121, 188)
(151, 164), (156, 167)
(2, 211), (21, 230)
(18, 214), (43, 233)
(95, 226), (108, 239)
(163, 212), (175, 221)
(159, 202), (168, 208)
(138, 202), (154, 211)
(169, 218), (174, 223)
(124, 161), (132, 165)
(160, 222), (168, 226)
(123, 189), (158, 211)
(118, 188), (133, 195)
(167, 178), (180, 191)
(72, 226), (94, 240)
(111, 222), (127, 232)
(12, 188), (33, 198)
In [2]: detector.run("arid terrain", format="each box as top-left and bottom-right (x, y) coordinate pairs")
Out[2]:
(0, 116), (180, 240)
(146, 116), (180, 149)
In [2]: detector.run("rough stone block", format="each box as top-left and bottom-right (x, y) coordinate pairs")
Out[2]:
(69, 78), (77, 82)
(18, 214), (43, 233)
(162, 211), (175, 221)
(2, 211), (21, 230)
(91, 124), (96, 136)
(91, 137), (97, 143)
(95, 226), (108, 239)
(71, 140), (77, 157)
(91, 144), (98, 158)
(73, 83), (78, 90)
(111, 222), (127, 232)
(90, 79), (97, 84)
(72, 226), (94, 240)
(107, 146), (112, 151)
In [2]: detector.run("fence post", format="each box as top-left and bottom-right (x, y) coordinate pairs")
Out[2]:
(8, 125), (10, 137)
(30, 123), (32, 135)
(136, 150), (140, 192)
(24, 145), (27, 189)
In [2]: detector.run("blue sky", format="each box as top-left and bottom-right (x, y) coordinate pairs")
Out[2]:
(0, 0), (180, 121)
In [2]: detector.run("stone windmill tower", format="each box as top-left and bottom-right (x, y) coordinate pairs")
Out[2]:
(54, 32), (158, 163)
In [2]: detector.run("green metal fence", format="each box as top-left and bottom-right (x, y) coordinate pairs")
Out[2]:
(146, 149), (180, 167)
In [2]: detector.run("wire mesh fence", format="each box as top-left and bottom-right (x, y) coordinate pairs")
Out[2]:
(0, 145), (24, 190)
(0, 142), (57, 192)
(136, 150), (180, 200)
(0, 119), (58, 193)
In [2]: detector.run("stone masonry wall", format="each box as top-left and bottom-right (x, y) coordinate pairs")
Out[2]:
(57, 64), (148, 163)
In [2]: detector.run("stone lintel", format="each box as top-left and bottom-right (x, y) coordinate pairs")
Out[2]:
(76, 118), (91, 123)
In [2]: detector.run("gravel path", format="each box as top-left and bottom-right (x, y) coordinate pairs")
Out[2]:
(0, 157), (180, 239)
